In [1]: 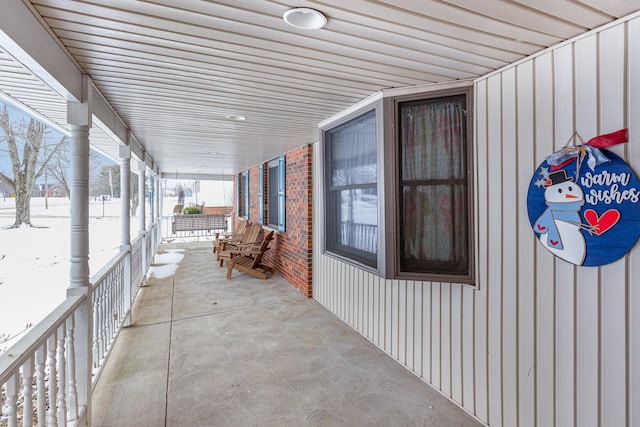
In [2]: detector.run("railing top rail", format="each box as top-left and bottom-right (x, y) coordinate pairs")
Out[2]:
(0, 294), (85, 384)
(90, 250), (128, 290)
(131, 234), (145, 246)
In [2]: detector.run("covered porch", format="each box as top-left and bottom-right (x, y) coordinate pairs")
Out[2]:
(2, 1), (640, 426)
(91, 241), (480, 426)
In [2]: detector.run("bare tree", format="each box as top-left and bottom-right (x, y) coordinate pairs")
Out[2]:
(47, 141), (103, 198)
(0, 104), (66, 228)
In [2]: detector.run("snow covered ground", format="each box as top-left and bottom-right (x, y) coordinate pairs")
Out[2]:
(0, 196), (188, 354)
(0, 197), (129, 353)
(0, 180), (232, 355)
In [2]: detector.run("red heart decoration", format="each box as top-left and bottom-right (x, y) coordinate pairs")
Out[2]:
(550, 239), (559, 246)
(584, 209), (620, 235)
(537, 224), (546, 231)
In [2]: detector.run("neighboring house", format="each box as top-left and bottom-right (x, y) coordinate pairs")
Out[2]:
(38, 183), (66, 197)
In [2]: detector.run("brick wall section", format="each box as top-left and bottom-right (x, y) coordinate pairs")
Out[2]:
(232, 145), (313, 297)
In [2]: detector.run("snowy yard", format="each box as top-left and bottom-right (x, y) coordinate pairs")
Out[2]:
(0, 196), (145, 353)
(0, 180), (231, 354)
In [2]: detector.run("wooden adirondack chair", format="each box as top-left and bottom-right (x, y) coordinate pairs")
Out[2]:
(212, 219), (249, 254)
(225, 230), (275, 279)
(217, 223), (262, 266)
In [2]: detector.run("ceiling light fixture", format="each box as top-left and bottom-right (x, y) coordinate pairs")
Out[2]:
(226, 115), (247, 121)
(283, 8), (327, 30)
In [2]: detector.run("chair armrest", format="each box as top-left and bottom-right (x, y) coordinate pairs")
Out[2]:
(214, 233), (244, 242)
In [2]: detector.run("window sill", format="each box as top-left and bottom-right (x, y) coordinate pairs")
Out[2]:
(263, 224), (281, 234)
(322, 250), (380, 276)
(393, 270), (476, 286)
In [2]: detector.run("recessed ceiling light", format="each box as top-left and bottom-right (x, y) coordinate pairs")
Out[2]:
(283, 8), (327, 30)
(226, 115), (247, 121)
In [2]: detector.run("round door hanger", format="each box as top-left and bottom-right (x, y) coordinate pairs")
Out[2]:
(527, 141), (640, 266)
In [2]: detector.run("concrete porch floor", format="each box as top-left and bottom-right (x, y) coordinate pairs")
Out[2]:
(91, 241), (482, 427)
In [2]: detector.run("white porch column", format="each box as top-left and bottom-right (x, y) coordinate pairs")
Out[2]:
(119, 146), (131, 250)
(154, 175), (161, 246)
(119, 145), (132, 327)
(138, 161), (146, 234)
(137, 162), (147, 274)
(155, 174), (161, 222)
(148, 174), (154, 224)
(68, 127), (90, 290)
(67, 88), (92, 425)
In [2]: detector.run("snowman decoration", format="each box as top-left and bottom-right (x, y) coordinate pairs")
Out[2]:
(533, 169), (595, 265)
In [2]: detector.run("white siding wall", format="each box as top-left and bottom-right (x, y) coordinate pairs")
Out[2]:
(313, 14), (640, 427)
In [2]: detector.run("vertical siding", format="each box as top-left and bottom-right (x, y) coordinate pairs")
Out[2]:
(515, 59), (536, 427)
(533, 51), (556, 427)
(501, 66), (518, 427)
(598, 24), (627, 427)
(312, 15), (640, 427)
(629, 17), (640, 427)
(553, 43), (576, 427)
(574, 33), (600, 427)
(475, 77), (490, 423)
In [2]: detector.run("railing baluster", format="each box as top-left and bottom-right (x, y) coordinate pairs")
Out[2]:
(105, 278), (112, 345)
(92, 291), (99, 369)
(2, 245), (148, 426)
(46, 335), (57, 426)
(36, 345), (46, 427)
(3, 373), (19, 427)
(98, 285), (105, 363)
(66, 315), (78, 421)
(118, 261), (125, 324)
(56, 324), (67, 426)
(22, 357), (35, 427)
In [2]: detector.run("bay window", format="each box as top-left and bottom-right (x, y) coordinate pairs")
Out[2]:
(322, 86), (474, 284)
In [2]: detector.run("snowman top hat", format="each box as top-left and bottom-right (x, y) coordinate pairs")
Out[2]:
(547, 170), (573, 186)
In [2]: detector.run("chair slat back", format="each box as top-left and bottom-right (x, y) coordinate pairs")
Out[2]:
(241, 223), (262, 245)
(235, 219), (249, 235)
(250, 231), (274, 268)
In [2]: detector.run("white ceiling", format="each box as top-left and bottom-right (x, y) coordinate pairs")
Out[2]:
(1, 0), (639, 176)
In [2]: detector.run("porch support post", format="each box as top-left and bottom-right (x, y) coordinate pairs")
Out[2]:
(148, 174), (154, 225)
(138, 161), (146, 234)
(137, 161), (146, 272)
(119, 145), (132, 327)
(67, 79), (92, 425)
(155, 174), (161, 222)
(119, 146), (131, 249)
(155, 175), (161, 245)
(68, 129), (90, 290)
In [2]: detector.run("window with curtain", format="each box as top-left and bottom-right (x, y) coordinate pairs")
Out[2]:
(398, 94), (470, 276)
(324, 109), (378, 267)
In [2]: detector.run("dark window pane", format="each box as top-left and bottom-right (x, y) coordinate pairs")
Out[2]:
(268, 165), (279, 226)
(329, 111), (377, 186)
(398, 95), (469, 276)
(400, 96), (466, 181)
(400, 184), (468, 274)
(337, 188), (378, 255)
(325, 109), (378, 268)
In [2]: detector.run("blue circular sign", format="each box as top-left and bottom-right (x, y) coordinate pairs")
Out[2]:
(527, 149), (640, 266)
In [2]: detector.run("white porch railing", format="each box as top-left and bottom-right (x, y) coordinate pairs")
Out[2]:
(0, 227), (160, 427)
(0, 295), (86, 427)
(130, 235), (145, 298)
(90, 251), (127, 378)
